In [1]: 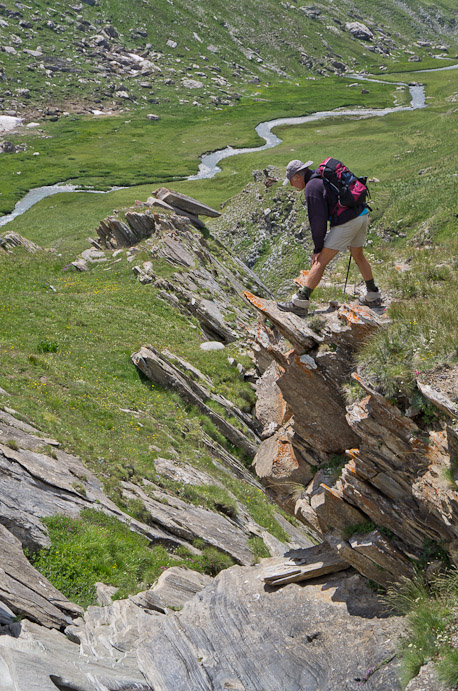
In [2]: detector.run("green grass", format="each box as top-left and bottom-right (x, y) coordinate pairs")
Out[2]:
(386, 572), (458, 687)
(28, 509), (234, 608)
(248, 536), (271, 563)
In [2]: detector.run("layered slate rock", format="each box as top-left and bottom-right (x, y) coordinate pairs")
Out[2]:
(96, 211), (156, 248)
(243, 292), (322, 353)
(0, 616), (154, 690)
(154, 187), (221, 218)
(132, 345), (260, 457)
(137, 564), (404, 690)
(0, 232), (42, 253)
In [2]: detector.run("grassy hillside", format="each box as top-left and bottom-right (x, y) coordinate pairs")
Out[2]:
(0, 0), (456, 115)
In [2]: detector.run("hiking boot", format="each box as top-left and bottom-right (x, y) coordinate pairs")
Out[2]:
(359, 290), (382, 308)
(277, 294), (309, 317)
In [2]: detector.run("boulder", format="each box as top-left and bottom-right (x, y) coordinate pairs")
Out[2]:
(181, 78), (204, 89)
(345, 21), (374, 40)
(1, 140), (15, 153)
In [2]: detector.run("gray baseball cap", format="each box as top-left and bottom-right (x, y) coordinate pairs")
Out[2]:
(282, 159), (314, 185)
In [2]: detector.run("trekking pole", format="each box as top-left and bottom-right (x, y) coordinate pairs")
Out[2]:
(344, 255), (352, 294)
(353, 265), (358, 296)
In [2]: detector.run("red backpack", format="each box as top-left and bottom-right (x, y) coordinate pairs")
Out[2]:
(316, 157), (370, 220)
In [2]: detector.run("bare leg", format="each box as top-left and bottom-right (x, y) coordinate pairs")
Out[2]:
(349, 246), (373, 281)
(304, 247), (339, 290)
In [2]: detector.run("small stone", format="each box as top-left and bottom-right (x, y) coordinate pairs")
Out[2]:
(200, 341), (225, 351)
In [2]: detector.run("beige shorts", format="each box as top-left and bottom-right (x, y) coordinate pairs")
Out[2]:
(324, 214), (369, 252)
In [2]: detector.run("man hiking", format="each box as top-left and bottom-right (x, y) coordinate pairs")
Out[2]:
(277, 159), (382, 317)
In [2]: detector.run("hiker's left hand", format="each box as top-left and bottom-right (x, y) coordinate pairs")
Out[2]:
(312, 253), (320, 266)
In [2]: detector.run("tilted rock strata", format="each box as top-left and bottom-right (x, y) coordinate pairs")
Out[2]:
(132, 345), (260, 458)
(246, 293), (458, 585)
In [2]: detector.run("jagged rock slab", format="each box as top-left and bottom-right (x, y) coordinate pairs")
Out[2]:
(417, 380), (458, 419)
(326, 530), (415, 588)
(0, 524), (82, 629)
(137, 565), (404, 690)
(96, 212), (155, 248)
(345, 389), (458, 551)
(0, 407), (59, 449)
(348, 530), (415, 583)
(154, 187), (221, 218)
(132, 345), (259, 457)
(310, 482), (367, 533)
(277, 351), (360, 454)
(250, 317), (291, 372)
(187, 295), (237, 342)
(260, 542), (349, 586)
(243, 292), (322, 353)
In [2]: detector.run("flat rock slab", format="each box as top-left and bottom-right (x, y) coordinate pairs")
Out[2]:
(260, 542), (349, 586)
(137, 565), (404, 690)
(155, 187), (221, 218)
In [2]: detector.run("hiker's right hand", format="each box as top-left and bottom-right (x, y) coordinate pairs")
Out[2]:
(312, 252), (320, 266)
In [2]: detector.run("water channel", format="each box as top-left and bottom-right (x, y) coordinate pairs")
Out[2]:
(0, 63), (457, 228)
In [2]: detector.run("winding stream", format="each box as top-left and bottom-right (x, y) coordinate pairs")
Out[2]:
(0, 63), (457, 228)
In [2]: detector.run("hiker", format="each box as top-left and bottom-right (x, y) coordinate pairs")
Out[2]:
(277, 159), (382, 317)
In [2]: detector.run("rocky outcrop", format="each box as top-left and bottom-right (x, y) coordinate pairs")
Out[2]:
(0, 232), (41, 253)
(246, 292), (458, 587)
(137, 565), (404, 690)
(151, 187), (221, 229)
(0, 411), (200, 554)
(95, 211), (156, 248)
(0, 559), (404, 691)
